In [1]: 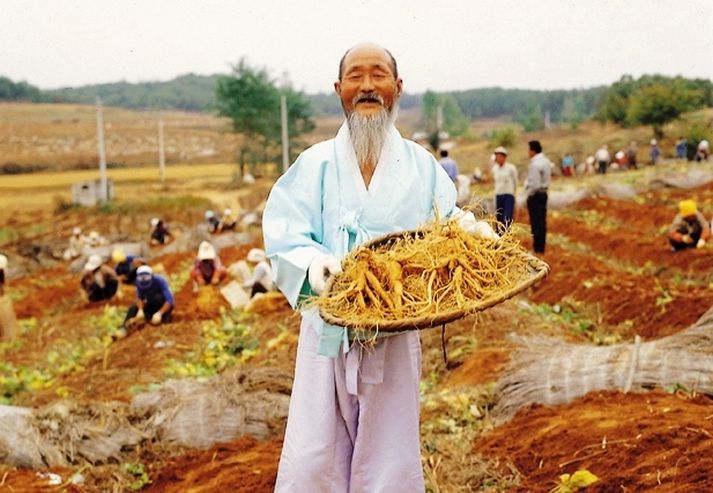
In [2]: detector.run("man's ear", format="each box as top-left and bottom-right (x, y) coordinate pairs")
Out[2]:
(395, 78), (403, 97)
(334, 80), (341, 96)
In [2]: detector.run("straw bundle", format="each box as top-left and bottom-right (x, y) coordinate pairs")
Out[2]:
(0, 367), (291, 468)
(493, 305), (713, 422)
(318, 219), (548, 332)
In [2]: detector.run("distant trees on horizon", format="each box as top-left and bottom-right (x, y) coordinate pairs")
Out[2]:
(1, 73), (711, 137)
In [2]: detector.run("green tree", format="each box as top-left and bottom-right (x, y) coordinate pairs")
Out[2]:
(215, 59), (314, 176)
(420, 90), (469, 149)
(626, 81), (701, 138)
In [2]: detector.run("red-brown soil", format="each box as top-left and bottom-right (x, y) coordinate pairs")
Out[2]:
(476, 390), (713, 492)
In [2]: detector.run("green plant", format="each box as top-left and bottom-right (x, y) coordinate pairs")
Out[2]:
(122, 462), (150, 491)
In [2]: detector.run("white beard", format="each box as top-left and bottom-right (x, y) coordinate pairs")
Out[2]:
(347, 105), (398, 170)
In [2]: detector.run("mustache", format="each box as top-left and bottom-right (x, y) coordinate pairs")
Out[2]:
(352, 92), (384, 106)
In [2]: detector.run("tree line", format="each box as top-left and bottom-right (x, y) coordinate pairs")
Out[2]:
(2, 71), (711, 139)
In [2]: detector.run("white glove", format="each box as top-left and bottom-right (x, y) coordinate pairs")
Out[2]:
(308, 254), (343, 295)
(136, 309), (145, 320)
(151, 312), (162, 325)
(697, 238), (706, 248)
(456, 211), (499, 240)
(682, 234), (693, 244)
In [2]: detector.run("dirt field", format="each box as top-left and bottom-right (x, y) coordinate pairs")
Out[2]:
(1, 110), (713, 491)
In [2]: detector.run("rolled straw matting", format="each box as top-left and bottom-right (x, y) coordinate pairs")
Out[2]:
(319, 229), (550, 331)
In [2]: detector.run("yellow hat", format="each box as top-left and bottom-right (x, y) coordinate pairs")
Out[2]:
(678, 200), (697, 216)
(112, 249), (127, 263)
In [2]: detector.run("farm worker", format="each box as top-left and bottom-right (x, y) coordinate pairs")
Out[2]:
(0, 253), (17, 342)
(62, 227), (87, 260)
(675, 137), (687, 159)
(219, 208), (237, 232)
(87, 230), (107, 248)
(242, 248), (274, 297)
(112, 249), (145, 285)
(204, 210), (220, 234)
(491, 146), (518, 233)
(189, 241), (228, 290)
(525, 140), (552, 254)
(667, 200), (711, 251)
(595, 144), (610, 174)
(263, 42), (497, 493)
(122, 265), (174, 334)
(0, 254), (6, 297)
(438, 149), (458, 183)
(696, 140), (710, 162)
(650, 139), (661, 165)
(80, 254), (119, 302)
(150, 218), (172, 245)
(626, 141), (638, 169)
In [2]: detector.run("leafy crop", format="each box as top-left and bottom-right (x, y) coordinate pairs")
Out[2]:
(165, 310), (258, 378)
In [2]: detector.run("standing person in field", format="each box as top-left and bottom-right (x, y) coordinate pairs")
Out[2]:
(525, 140), (551, 254)
(667, 200), (711, 251)
(649, 139), (661, 165)
(438, 149), (458, 183)
(675, 136), (687, 160)
(595, 144), (610, 174)
(491, 146), (518, 233)
(262, 42), (496, 493)
(627, 140), (638, 169)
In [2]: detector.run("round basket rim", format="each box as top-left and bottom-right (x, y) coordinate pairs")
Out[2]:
(318, 229), (550, 332)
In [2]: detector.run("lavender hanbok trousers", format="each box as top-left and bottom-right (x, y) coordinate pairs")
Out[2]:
(274, 318), (424, 492)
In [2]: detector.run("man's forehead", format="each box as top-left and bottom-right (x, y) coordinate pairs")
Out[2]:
(342, 46), (394, 72)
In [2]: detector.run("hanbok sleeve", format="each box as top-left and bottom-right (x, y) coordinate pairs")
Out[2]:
(263, 151), (331, 308)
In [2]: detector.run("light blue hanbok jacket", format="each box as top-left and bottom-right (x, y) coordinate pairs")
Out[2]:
(262, 122), (457, 357)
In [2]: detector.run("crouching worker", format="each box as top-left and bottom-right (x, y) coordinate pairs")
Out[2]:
(668, 200), (711, 251)
(121, 265), (174, 335)
(112, 249), (145, 285)
(219, 208), (237, 232)
(80, 254), (119, 302)
(150, 218), (172, 246)
(242, 248), (274, 297)
(190, 241), (228, 290)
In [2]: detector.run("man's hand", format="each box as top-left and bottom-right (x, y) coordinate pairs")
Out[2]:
(136, 309), (145, 320)
(697, 238), (706, 248)
(151, 312), (162, 325)
(682, 234), (694, 244)
(456, 210), (499, 240)
(308, 254), (343, 295)
(211, 276), (220, 286)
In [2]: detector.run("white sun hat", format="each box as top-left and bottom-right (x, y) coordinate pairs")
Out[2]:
(197, 241), (217, 260)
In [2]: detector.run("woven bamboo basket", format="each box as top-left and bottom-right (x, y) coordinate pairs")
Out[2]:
(319, 229), (550, 332)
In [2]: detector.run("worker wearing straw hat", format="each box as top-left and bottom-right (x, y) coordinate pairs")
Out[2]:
(667, 200), (710, 251)
(263, 43), (497, 493)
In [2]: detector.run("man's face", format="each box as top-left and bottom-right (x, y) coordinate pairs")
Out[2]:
(494, 153), (506, 165)
(528, 148), (536, 158)
(335, 45), (402, 118)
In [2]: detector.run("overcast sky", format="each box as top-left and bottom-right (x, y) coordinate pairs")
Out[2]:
(2, 0), (711, 95)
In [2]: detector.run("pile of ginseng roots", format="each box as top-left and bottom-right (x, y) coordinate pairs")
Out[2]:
(316, 218), (526, 329)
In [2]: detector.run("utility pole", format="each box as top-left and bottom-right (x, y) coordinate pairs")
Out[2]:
(280, 94), (289, 173)
(158, 115), (165, 183)
(95, 96), (108, 202)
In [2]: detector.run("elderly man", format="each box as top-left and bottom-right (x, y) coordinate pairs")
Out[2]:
(491, 146), (518, 232)
(263, 43), (495, 492)
(525, 140), (551, 254)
